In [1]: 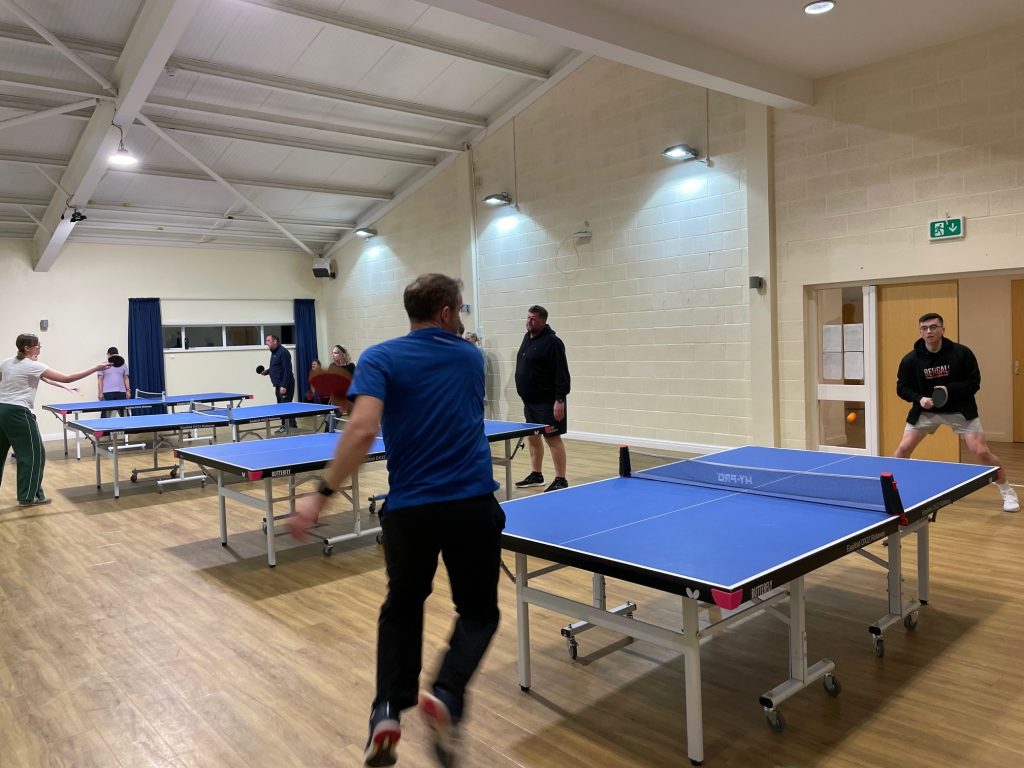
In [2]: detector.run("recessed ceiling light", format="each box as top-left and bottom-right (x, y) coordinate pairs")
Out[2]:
(804, 1), (835, 15)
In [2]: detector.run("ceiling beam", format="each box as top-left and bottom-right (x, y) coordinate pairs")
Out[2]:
(29, 0), (203, 271)
(0, 97), (97, 132)
(422, 0), (812, 108)
(168, 57), (487, 128)
(0, 22), (488, 129)
(233, 0), (549, 81)
(0, 85), (451, 161)
(0, 71), (464, 156)
(0, 149), (392, 199)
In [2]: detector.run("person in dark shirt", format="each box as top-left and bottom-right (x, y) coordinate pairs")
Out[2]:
(514, 304), (571, 493)
(895, 312), (1018, 512)
(261, 334), (296, 433)
(291, 274), (502, 768)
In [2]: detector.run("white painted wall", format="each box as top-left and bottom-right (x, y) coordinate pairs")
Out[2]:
(0, 240), (321, 441)
(774, 21), (1024, 446)
(323, 58), (752, 451)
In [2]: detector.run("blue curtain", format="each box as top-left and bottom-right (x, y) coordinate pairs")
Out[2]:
(128, 298), (166, 413)
(294, 298), (318, 402)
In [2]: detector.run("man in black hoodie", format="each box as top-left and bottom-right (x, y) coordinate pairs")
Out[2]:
(514, 305), (570, 492)
(895, 312), (1018, 512)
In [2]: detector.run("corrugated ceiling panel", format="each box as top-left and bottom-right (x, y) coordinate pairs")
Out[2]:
(332, 0), (426, 31)
(0, 41), (115, 83)
(354, 45), (459, 104)
(202, 5), (318, 75)
(0, 0), (142, 44)
(93, 173), (236, 211)
(0, 113), (87, 156)
(284, 26), (393, 89)
(413, 59), (507, 112)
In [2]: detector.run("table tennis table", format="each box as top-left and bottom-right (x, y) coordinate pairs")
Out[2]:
(502, 446), (995, 765)
(44, 391), (252, 459)
(68, 402), (338, 498)
(174, 420), (548, 567)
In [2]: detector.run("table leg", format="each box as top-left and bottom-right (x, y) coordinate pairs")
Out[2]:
(917, 522), (930, 604)
(264, 477), (277, 567)
(218, 470), (228, 546)
(515, 552), (532, 691)
(681, 595), (704, 766)
(111, 439), (120, 499)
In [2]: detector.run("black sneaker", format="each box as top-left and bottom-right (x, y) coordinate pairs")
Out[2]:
(544, 477), (569, 493)
(514, 471), (544, 488)
(364, 703), (401, 767)
(419, 689), (463, 768)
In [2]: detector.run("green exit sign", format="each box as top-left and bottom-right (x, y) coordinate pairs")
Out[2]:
(929, 217), (965, 241)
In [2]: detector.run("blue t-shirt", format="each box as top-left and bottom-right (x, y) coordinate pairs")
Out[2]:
(348, 326), (497, 511)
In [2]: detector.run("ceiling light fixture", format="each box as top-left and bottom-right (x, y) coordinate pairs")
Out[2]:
(353, 227), (377, 239)
(804, 1), (835, 15)
(482, 192), (513, 207)
(69, 208), (87, 223)
(108, 123), (137, 166)
(662, 143), (699, 161)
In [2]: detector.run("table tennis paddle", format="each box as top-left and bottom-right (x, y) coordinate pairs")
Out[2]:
(256, 365), (265, 374)
(108, 354), (125, 368)
(930, 385), (948, 408)
(309, 368), (352, 400)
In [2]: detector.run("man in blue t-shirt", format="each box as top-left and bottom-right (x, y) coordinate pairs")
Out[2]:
(292, 274), (502, 768)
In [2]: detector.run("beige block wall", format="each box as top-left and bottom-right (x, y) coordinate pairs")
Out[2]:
(774, 22), (1024, 446)
(0, 239), (321, 439)
(321, 58), (752, 449)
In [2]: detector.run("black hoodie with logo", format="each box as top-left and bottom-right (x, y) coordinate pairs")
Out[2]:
(896, 337), (980, 424)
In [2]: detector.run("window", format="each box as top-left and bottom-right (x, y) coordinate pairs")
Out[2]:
(162, 324), (295, 350)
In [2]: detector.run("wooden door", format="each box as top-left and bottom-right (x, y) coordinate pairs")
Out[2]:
(1013, 280), (1024, 442)
(877, 282), (959, 461)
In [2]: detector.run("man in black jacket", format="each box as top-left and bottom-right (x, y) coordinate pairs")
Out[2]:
(262, 333), (297, 433)
(514, 305), (571, 492)
(895, 312), (1018, 512)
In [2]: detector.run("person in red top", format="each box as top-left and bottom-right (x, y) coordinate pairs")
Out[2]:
(894, 312), (1018, 512)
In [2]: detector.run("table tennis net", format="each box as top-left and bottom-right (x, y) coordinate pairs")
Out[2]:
(628, 453), (888, 512)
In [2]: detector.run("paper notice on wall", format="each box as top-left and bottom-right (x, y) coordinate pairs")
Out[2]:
(843, 323), (864, 352)
(844, 352), (864, 380)
(823, 352), (843, 381)
(822, 325), (843, 352)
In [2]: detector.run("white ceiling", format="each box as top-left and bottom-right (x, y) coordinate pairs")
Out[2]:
(2, 0), (1023, 263)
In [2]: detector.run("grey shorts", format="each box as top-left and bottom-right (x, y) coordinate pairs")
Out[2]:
(906, 412), (983, 435)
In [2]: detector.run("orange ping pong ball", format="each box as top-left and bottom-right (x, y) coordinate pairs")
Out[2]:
(846, 411), (857, 424)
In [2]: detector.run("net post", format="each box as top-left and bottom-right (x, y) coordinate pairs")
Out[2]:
(879, 472), (908, 525)
(619, 445), (631, 477)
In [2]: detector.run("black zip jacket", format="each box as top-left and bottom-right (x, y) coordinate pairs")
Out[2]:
(896, 337), (980, 424)
(268, 344), (294, 389)
(515, 324), (570, 404)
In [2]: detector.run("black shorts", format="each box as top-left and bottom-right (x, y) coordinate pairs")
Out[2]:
(523, 401), (566, 436)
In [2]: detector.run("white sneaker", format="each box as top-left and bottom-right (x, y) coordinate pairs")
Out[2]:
(1001, 486), (1019, 513)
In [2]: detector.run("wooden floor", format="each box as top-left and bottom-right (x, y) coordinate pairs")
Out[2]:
(2, 435), (1023, 767)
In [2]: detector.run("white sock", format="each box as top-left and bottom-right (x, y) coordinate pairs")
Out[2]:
(996, 481), (1011, 492)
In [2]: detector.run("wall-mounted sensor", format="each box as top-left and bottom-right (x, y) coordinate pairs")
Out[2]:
(39, 319), (48, 331)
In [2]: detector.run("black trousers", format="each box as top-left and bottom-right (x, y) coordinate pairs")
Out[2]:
(374, 493), (505, 713)
(101, 390), (127, 418)
(274, 384), (297, 426)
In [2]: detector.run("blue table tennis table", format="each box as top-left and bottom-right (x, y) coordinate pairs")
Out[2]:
(68, 402), (338, 498)
(175, 420), (548, 567)
(502, 446), (996, 765)
(44, 390), (252, 459)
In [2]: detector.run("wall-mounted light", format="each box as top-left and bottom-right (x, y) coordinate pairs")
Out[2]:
(482, 192), (513, 207)
(662, 143), (698, 161)
(354, 227), (377, 239)
(804, 1), (835, 15)
(108, 123), (137, 167)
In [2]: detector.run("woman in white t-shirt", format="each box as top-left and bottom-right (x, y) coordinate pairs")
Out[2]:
(0, 333), (109, 507)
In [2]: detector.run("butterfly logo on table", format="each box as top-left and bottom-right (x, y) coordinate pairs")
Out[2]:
(685, 587), (701, 601)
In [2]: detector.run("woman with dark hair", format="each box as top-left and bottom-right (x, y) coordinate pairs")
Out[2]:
(0, 333), (109, 507)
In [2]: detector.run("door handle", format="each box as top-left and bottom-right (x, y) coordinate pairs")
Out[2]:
(1016, 360), (1021, 375)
